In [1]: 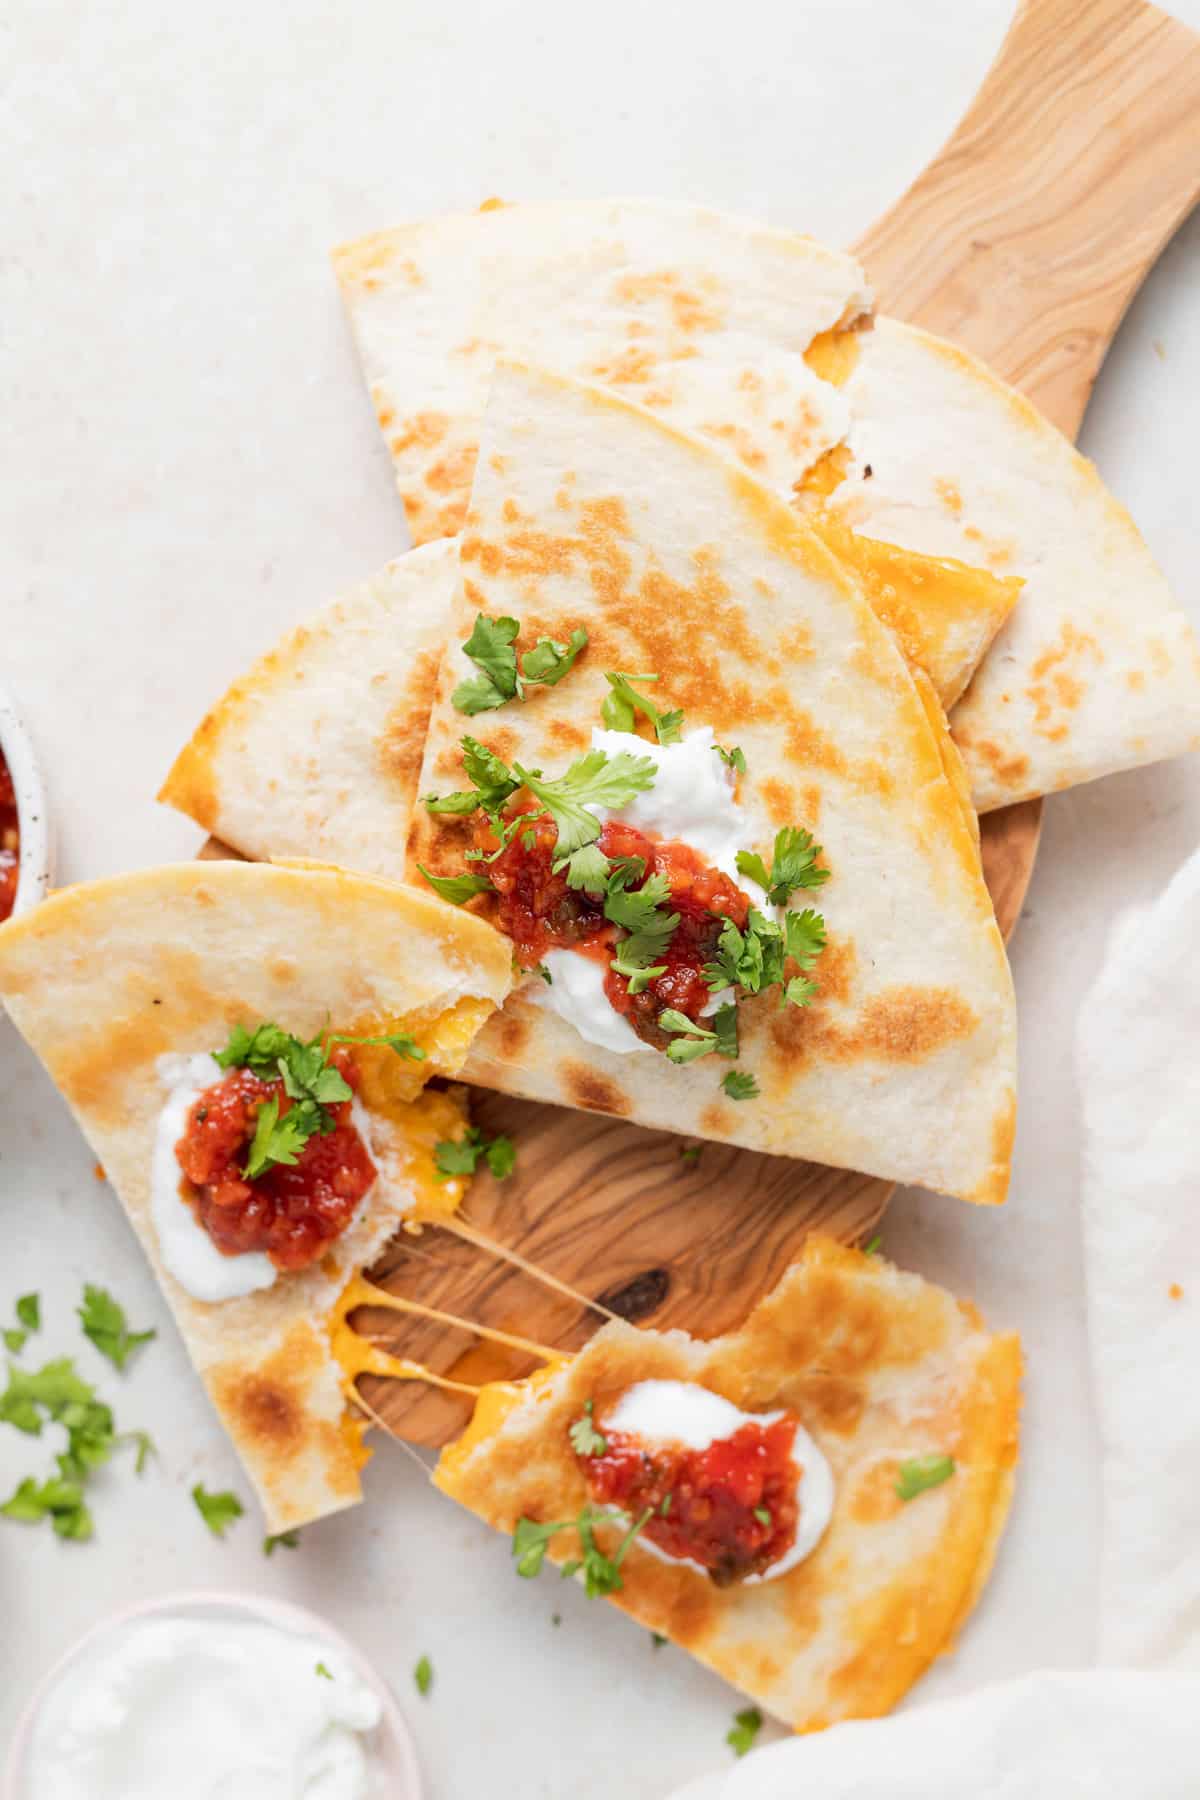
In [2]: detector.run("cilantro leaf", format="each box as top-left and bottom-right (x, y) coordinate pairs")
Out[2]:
(0, 1474), (93, 1541)
(243, 1095), (308, 1181)
(717, 744), (747, 775)
(192, 1484), (244, 1538)
(894, 1454), (955, 1501)
(414, 1654), (434, 1697)
(485, 1135), (516, 1180)
(679, 1144), (702, 1167)
(517, 750), (656, 859)
(78, 1286), (156, 1373)
(601, 672), (684, 745)
(264, 1529), (301, 1555)
(512, 1505), (650, 1596)
(568, 1400), (607, 1458)
(418, 865), (496, 906)
(315, 1661), (334, 1680)
(562, 842), (611, 893)
(864, 1235), (883, 1256)
(711, 1003), (739, 1060)
(659, 1012), (719, 1065)
(726, 1706), (763, 1757)
(753, 1506), (772, 1527)
(736, 826), (828, 905)
(785, 908), (827, 969)
(422, 789), (482, 816)
(16, 1295), (40, 1333)
(721, 1070), (760, 1101)
(610, 959), (667, 996)
(452, 614), (521, 713)
(124, 1430), (156, 1475)
(327, 1030), (426, 1064)
(0, 1358), (96, 1435)
(604, 867), (679, 970)
(521, 628), (588, 686)
(434, 1127), (516, 1183)
(462, 736), (522, 819)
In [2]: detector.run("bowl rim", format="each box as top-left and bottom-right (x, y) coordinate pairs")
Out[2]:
(2, 1587), (424, 1799)
(0, 685), (52, 919)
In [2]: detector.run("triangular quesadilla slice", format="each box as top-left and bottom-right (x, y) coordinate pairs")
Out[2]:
(160, 541), (459, 876)
(435, 1236), (1022, 1731)
(0, 861), (511, 1531)
(410, 361), (1016, 1205)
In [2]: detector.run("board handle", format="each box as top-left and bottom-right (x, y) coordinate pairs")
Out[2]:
(854, 0), (1200, 436)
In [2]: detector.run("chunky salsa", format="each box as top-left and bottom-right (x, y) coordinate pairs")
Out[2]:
(0, 750), (18, 923)
(581, 1409), (800, 1586)
(484, 812), (751, 1044)
(175, 1047), (376, 1271)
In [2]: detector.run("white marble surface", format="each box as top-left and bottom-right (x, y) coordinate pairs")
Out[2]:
(2, 1), (1199, 1792)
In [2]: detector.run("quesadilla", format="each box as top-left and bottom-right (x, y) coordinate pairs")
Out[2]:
(410, 360), (1016, 1205)
(160, 541), (459, 878)
(436, 1235), (1022, 1731)
(0, 861), (511, 1530)
(335, 195), (1200, 807)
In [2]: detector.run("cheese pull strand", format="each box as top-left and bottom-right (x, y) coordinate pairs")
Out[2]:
(439, 1214), (621, 1323)
(347, 1275), (559, 1361)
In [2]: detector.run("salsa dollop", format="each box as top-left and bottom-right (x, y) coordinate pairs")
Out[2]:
(581, 1409), (801, 1587)
(484, 812), (751, 1045)
(0, 750), (18, 923)
(174, 1047), (376, 1271)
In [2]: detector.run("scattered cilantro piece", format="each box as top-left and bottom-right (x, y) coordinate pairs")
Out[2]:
(721, 1070), (760, 1102)
(327, 1030), (425, 1064)
(727, 1706), (763, 1757)
(521, 629), (589, 687)
(711, 1003), (739, 1060)
(434, 1126), (516, 1182)
(192, 1484), (244, 1538)
(679, 1144), (702, 1168)
(424, 736), (523, 825)
(418, 865), (496, 906)
(125, 1430), (156, 1475)
(864, 1235), (883, 1256)
(895, 1454), (955, 1501)
(736, 826), (829, 905)
(264, 1530), (301, 1555)
(610, 959), (667, 997)
(659, 1011), (720, 1065)
(753, 1506), (772, 1527)
(704, 905), (825, 1011)
(315, 1661), (334, 1681)
(518, 749), (657, 867)
(78, 1285), (156, 1373)
(568, 1400), (607, 1458)
(0, 1358), (98, 1436)
(243, 1095), (308, 1181)
(551, 1613), (561, 1627)
(532, 963), (552, 985)
(414, 1654), (433, 1697)
(452, 614), (588, 714)
(561, 841), (611, 893)
(0, 1475), (92, 1541)
(0, 1355), (151, 1541)
(422, 788), (483, 815)
(651, 1632), (668, 1649)
(717, 744), (747, 776)
(5, 1294), (41, 1354)
(605, 866), (679, 970)
(512, 1505), (652, 1598)
(601, 672), (684, 744)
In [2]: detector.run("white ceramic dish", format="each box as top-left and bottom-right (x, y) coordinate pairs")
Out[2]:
(3, 1589), (423, 1800)
(0, 686), (52, 919)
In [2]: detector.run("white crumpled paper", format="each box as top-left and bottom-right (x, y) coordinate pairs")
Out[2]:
(666, 846), (1200, 1798)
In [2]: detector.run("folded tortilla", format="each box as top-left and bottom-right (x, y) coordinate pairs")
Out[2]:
(436, 1236), (1022, 1731)
(410, 361), (1017, 1205)
(335, 196), (1200, 808)
(0, 861), (511, 1530)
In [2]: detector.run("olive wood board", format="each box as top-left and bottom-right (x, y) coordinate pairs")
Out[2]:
(208, 0), (1200, 1447)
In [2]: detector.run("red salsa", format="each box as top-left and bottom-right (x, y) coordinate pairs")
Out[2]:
(175, 1047), (376, 1271)
(581, 1407), (801, 1586)
(484, 811), (751, 1046)
(0, 750), (18, 924)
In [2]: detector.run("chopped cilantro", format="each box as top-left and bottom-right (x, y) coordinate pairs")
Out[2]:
(414, 1654), (433, 1697)
(315, 1661), (334, 1681)
(568, 1400), (607, 1458)
(452, 613), (588, 714)
(659, 1011), (720, 1065)
(895, 1454), (955, 1501)
(518, 749), (656, 868)
(264, 1529), (300, 1555)
(651, 1631), (668, 1649)
(192, 1484), (244, 1538)
(3, 1293), (40, 1356)
(532, 963), (552, 985)
(0, 1474), (92, 1541)
(605, 865), (679, 970)
(864, 1234), (883, 1256)
(434, 1127), (516, 1182)
(721, 1070), (760, 1102)
(418, 865), (496, 906)
(704, 905), (825, 1011)
(753, 1506), (772, 1527)
(0, 1356), (152, 1540)
(679, 1144), (702, 1167)
(512, 1504), (652, 1598)
(726, 1705), (763, 1757)
(717, 744), (747, 775)
(601, 671), (684, 744)
(78, 1285), (156, 1373)
(736, 826), (829, 906)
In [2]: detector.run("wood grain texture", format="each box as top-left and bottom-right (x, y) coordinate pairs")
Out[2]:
(219, 0), (1200, 1446)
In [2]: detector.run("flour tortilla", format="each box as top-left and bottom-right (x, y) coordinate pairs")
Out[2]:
(410, 361), (1016, 1205)
(336, 198), (1200, 808)
(159, 541), (458, 874)
(0, 861), (511, 1531)
(436, 1236), (1022, 1730)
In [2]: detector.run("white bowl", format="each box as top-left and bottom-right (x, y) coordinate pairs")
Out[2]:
(0, 685), (52, 918)
(3, 1589), (423, 1799)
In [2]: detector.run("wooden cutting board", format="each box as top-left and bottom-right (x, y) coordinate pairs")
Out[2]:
(240, 0), (1200, 1446)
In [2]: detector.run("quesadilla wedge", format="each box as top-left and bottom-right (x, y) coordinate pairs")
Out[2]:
(410, 360), (1016, 1205)
(436, 1235), (1022, 1731)
(0, 861), (511, 1530)
(335, 195), (1200, 808)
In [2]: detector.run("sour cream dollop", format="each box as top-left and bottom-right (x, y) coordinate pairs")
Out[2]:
(19, 1610), (384, 1800)
(601, 1378), (835, 1581)
(530, 727), (765, 1056)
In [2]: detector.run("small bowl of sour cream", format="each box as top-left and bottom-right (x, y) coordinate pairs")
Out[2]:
(4, 1591), (422, 1800)
(0, 685), (52, 923)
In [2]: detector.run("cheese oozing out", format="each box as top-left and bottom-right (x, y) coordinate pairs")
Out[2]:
(150, 1052), (380, 1304)
(601, 1378), (835, 1582)
(530, 726), (764, 1057)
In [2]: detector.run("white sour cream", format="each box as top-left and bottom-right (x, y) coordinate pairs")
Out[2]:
(151, 1053), (378, 1304)
(601, 1378), (835, 1582)
(20, 1611), (383, 1800)
(529, 727), (765, 1056)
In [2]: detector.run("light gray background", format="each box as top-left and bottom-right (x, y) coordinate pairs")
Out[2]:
(2, 1), (1199, 1793)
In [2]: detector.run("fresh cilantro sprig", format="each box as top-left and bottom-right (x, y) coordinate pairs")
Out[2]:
(659, 1004), (738, 1065)
(736, 826), (829, 906)
(513, 1505), (652, 1598)
(568, 1400), (607, 1458)
(601, 672), (684, 745)
(3, 1293), (40, 1355)
(717, 744), (746, 776)
(414, 1654), (434, 1697)
(418, 867), (496, 906)
(434, 1127), (516, 1182)
(192, 1483), (244, 1538)
(422, 736), (522, 822)
(895, 1454), (956, 1501)
(78, 1285), (155, 1373)
(517, 750), (657, 887)
(604, 866), (679, 970)
(726, 1706), (763, 1757)
(703, 908), (826, 1005)
(1, 1475), (93, 1540)
(721, 1071), (760, 1101)
(452, 613), (588, 715)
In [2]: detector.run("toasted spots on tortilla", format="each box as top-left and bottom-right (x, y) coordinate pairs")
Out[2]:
(801, 782), (823, 824)
(544, 718), (590, 755)
(768, 983), (977, 1074)
(426, 444), (479, 495)
(935, 478), (964, 516)
(210, 1322), (362, 1508)
(848, 1461), (905, 1524)
(954, 730), (1030, 790)
(610, 269), (727, 336)
(699, 1101), (734, 1137)
(496, 1009), (533, 1061)
(375, 402), (395, 431)
(389, 410), (450, 456)
(157, 712), (221, 833)
(784, 713), (850, 777)
(1127, 670), (1146, 691)
(561, 1062), (632, 1117)
(331, 232), (421, 288)
(53, 951), (225, 1121)
(1027, 622), (1103, 741)
(760, 775), (798, 825)
(780, 621), (815, 660)
(378, 647), (441, 792)
(1169, 1283), (1184, 1301)
(478, 196), (507, 212)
